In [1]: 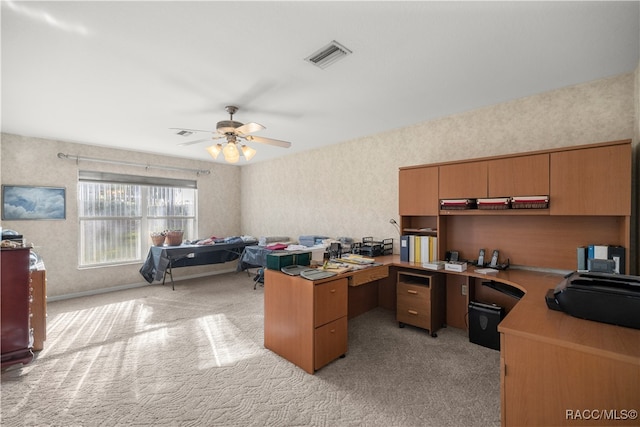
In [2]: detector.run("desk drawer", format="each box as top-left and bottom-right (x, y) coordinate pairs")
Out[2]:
(314, 316), (347, 370)
(314, 278), (348, 327)
(349, 265), (389, 287)
(397, 282), (431, 330)
(397, 301), (430, 329)
(397, 282), (431, 301)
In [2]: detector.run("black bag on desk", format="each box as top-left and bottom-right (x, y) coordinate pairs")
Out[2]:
(546, 272), (640, 330)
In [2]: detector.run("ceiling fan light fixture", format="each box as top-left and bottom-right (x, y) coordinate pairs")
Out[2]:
(241, 145), (256, 161)
(223, 142), (240, 163)
(206, 143), (222, 159)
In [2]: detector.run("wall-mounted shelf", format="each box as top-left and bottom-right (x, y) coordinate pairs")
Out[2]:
(403, 228), (438, 233)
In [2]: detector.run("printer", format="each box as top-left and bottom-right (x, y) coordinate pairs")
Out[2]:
(546, 271), (640, 330)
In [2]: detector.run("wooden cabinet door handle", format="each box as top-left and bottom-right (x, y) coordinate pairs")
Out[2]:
(330, 289), (336, 293)
(330, 329), (335, 333)
(407, 289), (418, 294)
(408, 309), (418, 315)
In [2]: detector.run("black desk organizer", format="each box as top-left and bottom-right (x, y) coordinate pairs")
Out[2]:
(351, 237), (393, 257)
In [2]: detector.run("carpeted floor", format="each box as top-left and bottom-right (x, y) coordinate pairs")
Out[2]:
(1, 273), (500, 426)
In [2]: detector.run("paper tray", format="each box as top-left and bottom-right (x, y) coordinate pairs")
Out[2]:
(511, 196), (549, 209)
(477, 198), (510, 210)
(440, 199), (477, 210)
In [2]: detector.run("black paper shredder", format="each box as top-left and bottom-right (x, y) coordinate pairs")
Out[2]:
(468, 301), (504, 351)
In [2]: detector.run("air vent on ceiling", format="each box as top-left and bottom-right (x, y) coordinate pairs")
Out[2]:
(176, 130), (194, 137)
(305, 40), (352, 69)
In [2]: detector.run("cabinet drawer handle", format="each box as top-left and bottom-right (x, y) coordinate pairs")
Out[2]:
(407, 289), (418, 294)
(408, 309), (418, 315)
(330, 289), (336, 293)
(330, 329), (335, 333)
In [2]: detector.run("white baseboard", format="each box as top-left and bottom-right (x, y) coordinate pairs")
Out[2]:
(47, 268), (238, 302)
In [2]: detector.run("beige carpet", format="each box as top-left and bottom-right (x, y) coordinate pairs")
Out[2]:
(1, 273), (500, 426)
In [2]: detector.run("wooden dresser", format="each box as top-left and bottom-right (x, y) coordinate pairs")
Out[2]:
(1, 247), (34, 368)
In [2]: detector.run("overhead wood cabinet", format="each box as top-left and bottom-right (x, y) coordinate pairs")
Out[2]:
(487, 153), (549, 197)
(399, 139), (633, 274)
(438, 153), (550, 200)
(399, 166), (439, 215)
(439, 161), (488, 199)
(550, 143), (631, 215)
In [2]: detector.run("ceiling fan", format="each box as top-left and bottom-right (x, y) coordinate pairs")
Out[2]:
(171, 105), (291, 163)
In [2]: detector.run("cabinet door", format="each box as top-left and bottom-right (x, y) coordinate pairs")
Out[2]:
(502, 333), (640, 426)
(399, 167), (439, 215)
(439, 161), (488, 199)
(487, 154), (549, 197)
(314, 278), (348, 327)
(550, 144), (631, 215)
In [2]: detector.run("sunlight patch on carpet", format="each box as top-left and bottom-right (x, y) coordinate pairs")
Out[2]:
(196, 314), (261, 369)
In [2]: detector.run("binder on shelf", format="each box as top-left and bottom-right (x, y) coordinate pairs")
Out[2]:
(409, 236), (415, 263)
(400, 235), (410, 262)
(430, 237), (438, 262)
(420, 236), (428, 263)
(400, 234), (438, 264)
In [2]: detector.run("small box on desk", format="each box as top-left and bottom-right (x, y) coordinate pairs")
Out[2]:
(266, 251), (311, 270)
(445, 261), (467, 272)
(293, 251), (311, 266)
(266, 253), (294, 270)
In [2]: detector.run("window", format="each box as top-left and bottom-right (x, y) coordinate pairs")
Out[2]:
(78, 172), (197, 267)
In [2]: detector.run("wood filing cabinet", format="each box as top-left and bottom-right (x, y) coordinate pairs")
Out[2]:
(396, 271), (445, 337)
(264, 269), (348, 374)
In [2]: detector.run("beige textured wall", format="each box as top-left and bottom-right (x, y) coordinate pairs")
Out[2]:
(0, 134), (241, 298)
(241, 73), (635, 254)
(1, 72), (636, 298)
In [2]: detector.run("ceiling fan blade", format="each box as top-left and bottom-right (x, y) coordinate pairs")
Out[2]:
(177, 138), (212, 147)
(244, 135), (291, 148)
(235, 122), (265, 136)
(169, 127), (212, 134)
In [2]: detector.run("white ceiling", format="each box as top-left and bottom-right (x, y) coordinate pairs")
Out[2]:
(2, 1), (639, 165)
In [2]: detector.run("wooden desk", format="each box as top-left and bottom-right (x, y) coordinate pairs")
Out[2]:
(379, 256), (640, 427)
(264, 256), (639, 425)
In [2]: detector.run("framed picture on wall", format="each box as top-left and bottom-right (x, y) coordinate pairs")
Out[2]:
(2, 185), (66, 220)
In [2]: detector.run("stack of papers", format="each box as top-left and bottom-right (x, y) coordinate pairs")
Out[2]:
(339, 254), (376, 264)
(474, 267), (499, 275)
